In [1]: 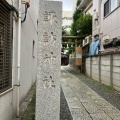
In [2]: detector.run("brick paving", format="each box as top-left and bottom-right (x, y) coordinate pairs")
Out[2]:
(61, 66), (120, 120)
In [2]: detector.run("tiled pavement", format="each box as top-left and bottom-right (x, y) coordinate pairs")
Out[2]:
(61, 66), (120, 120)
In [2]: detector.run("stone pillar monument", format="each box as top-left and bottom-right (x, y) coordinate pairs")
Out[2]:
(36, 1), (62, 120)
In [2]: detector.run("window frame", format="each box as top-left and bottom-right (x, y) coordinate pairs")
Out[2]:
(104, 0), (120, 17)
(104, 0), (110, 17)
(111, 0), (119, 11)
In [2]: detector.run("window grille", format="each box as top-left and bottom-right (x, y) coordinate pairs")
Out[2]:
(0, 1), (13, 93)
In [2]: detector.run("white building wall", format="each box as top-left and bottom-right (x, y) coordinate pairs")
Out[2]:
(93, 0), (99, 12)
(62, 11), (73, 31)
(101, 0), (120, 39)
(0, 91), (13, 120)
(86, 6), (93, 15)
(62, 0), (77, 32)
(0, 0), (39, 120)
(92, 0), (120, 46)
(73, 0), (77, 11)
(20, 0), (39, 102)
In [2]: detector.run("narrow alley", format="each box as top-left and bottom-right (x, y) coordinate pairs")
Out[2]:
(1, 0), (120, 120)
(16, 66), (120, 120)
(61, 66), (120, 120)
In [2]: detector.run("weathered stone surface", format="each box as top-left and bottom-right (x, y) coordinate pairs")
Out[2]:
(90, 113), (112, 120)
(102, 107), (120, 114)
(67, 97), (83, 109)
(108, 113), (120, 120)
(83, 102), (103, 114)
(70, 108), (92, 120)
(36, 1), (62, 120)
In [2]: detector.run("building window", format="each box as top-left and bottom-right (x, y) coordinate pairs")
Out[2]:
(65, 25), (71, 28)
(104, 0), (120, 17)
(0, 1), (13, 93)
(111, 0), (119, 11)
(104, 0), (110, 17)
(66, 17), (73, 20)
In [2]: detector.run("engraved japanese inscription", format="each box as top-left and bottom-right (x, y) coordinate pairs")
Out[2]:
(44, 11), (57, 24)
(36, 1), (62, 120)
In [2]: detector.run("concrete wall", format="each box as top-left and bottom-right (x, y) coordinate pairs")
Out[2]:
(101, 55), (111, 86)
(112, 54), (120, 91)
(91, 57), (99, 81)
(85, 54), (120, 92)
(0, 0), (39, 120)
(86, 57), (91, 76)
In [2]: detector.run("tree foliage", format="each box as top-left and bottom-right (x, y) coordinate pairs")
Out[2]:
(76, 14), (92, 36)
(76, 0), (81, 7)
(62, 17), (69, 36)
(70, 0), (92, 36)
(70, 0), (82, 36)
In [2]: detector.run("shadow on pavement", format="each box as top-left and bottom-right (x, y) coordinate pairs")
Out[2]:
(60, 86), (73, 120)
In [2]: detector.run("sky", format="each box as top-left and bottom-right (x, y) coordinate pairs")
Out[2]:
(52, 0), (73, 11)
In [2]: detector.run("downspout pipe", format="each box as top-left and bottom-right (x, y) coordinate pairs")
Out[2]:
(16, 0), (22, 117)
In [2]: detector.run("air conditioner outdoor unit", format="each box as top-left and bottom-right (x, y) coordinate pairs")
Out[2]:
(83, 35), (92, 46)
